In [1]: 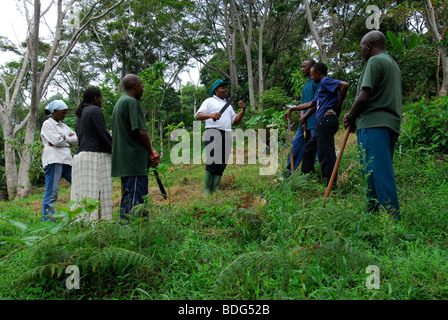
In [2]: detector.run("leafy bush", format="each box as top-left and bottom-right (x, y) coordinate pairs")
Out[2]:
(385, 30), (439, 102)
(260, 87), (294, 111)
(244, 107), (288, 144)
(399, 96), (448, 154)
(245, 108), (284, 130)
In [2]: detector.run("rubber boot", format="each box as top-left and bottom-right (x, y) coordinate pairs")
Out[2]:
(212, 174), (222, 192)
(204, 170), (214, 195)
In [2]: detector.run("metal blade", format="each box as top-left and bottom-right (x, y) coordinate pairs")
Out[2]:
(213, 95), (236, 122)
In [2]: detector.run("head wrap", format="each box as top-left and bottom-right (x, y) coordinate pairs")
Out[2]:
(209, 79), (230, 97)
(45, 100), (68, 116)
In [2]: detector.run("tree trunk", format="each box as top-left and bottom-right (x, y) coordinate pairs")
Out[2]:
(151, 107), (155, 141)
(186, 61), (201, 115)
(304, 0), (328, 63)
(16, 106), (40, 197)
(0, 49), (30, 200)
(232, 0), (256, 109)
(330, 0), (339, 72)
(440, 51), (448, 96)
(3, 134), (18, 200)
(246, 1), (255, 110)
(159, 120), (164, 159)
(256, 0), (270, 111)
(422, 0), (447, 96)
(223, 2), (239, 93)
(16, 0), (41, 198)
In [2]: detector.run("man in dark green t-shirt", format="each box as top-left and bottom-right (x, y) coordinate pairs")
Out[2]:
(344, 30), (402, 221)
(112, 74), (159, 221)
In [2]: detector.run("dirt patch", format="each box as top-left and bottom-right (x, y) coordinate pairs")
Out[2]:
(237, 193), (267, 209)
(220, 174), (235, 190)
(148, 184), (204, 206)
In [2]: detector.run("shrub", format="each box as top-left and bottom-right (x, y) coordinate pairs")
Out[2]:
(399, 96), (448, 154)
(260, 87), (294, 111)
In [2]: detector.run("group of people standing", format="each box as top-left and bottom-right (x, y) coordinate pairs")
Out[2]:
(284, 60), (349, 186)
(40, 75), (159, 222)
(40, 30), (402, 223)
(283, 30), (402, 221)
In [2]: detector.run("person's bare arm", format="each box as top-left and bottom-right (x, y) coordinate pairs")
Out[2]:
(284, 101), (315, 119)
(195, 112), (221, 121)
(344, 87), (371, 131)
(299, 104), (317, 127)
(233, 100), (246, 125)
(136, 129), (160, 168)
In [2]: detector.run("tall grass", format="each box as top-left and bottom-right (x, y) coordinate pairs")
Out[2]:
(1, 120), (447, 300)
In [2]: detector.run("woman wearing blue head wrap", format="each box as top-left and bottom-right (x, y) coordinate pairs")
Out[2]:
(45, 100), (69, 116)
(40, 100), (78, 222)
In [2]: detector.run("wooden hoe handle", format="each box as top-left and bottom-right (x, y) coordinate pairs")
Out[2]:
(324, 126), (351, 198)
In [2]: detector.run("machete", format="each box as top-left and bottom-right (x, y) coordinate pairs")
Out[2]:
(148, 155), (167, 200)
(153, 170), (167, 199)
(213, 95), (236, 122)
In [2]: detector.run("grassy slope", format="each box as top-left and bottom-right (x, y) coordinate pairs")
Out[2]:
(0, 128), (447, 300)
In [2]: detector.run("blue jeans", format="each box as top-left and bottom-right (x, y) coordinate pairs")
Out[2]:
(120, 176), (149, 221)
(357, 127), (401, 220)
(42, 164), (72, 221)
(286, 128), (315, 174)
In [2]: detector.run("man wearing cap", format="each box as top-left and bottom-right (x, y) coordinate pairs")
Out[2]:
(195, 79), (246, 195)
(40, 100), (78, 221)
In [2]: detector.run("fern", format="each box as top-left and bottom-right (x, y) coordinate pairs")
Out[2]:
(17, 208), (171, 294)
(21, 246), (156, 287)
(69, 220), (124, 247)
(70, 229), (106, 247)
(21, 263), (66, 282)
(215, 250), (295, 293)
(82, 247), (155, 273)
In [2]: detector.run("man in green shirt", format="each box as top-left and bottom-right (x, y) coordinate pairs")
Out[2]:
(112, 74), (159, 221)
(344, 30), (402, 221)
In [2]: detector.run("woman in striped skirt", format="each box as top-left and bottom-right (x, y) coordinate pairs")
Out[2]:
(71, 87), (113, 220)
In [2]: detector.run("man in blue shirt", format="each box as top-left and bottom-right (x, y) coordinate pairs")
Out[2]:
(292, 62), (349, 185)
(283, 59), (319, 176)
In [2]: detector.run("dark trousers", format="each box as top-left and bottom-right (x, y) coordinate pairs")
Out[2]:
(301, 114), (339, 184)
(120, 176), (149, 220)
(204, 129), (232, 176)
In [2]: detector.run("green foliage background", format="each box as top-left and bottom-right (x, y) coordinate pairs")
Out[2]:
(0, 0), (448, 302)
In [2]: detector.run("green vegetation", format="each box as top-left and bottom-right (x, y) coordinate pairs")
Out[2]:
(0, 0), (447, 302)
(1, 99), (447, 300)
